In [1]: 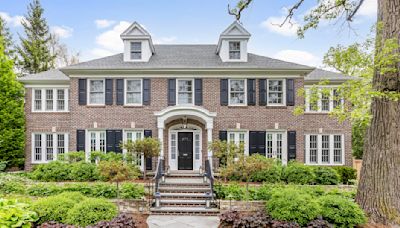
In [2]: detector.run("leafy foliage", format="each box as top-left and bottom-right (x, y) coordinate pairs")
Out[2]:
(87, 213), (138, 228)
(283, 162), (315, 185)
(120, 182), (145, 199)
(57, 151), (85, 163)
(30, 161), (71, 181)
(313, 166), (340, 185)
(0, 198), (38, 228)
(90, 151), (123, 163)
(209, 140), (244, 167)
(0, 16), (15, 59)
(68, 162), (101, 181)
(332, 166), (357, 184)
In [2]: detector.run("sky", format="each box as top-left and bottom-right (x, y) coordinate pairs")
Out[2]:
(0, 0), (377, 68)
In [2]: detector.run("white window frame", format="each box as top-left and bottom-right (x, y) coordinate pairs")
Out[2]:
(176, 78), (194, 105)
(267, 79), (286, 106)
(123, 129), (144, 170)
(228, 79), (247, 106)
(227, 130), (249, 156)
(31, 88), (69, 112)
(305, 134), (345, 165)
(305, 87), (344, 113)
(87, 79), (105, 105)
(130, 41), (142, 60)
(228, 41), (241, 60)
(124, 78), (143, 106)
(31, 133), (69, 164)
(265, 130), (288, 164)
(86, 130), (106, 156)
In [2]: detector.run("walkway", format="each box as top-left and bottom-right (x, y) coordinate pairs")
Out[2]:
(147, 215), (220, 228)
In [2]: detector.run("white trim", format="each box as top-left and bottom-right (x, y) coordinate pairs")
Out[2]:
(265, 130), (288, 165)
(227, 130), (249, 156)
(87, 78), (106, 106)
(305, 86), (344, 113)
(129, 41), (143, 61)
(305, 134), (345, 166)
(155, 106), (216, 129)
(176, 78), (194, 105)
(124, 78), (143, 106)
(228, 78), (247, 106)
(122, 129), (144, 171)
(31, 88), (69, 113)
(85, 130), (107, 160)
(25, 84), (70, 88)
(67, 74), (304, 79)
(266, 79), (286, 106)
(31, 132), (69, 164)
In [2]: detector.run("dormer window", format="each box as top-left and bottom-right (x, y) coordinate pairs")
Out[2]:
(229, 41), (241, 60)
(130, 42), (142, 60)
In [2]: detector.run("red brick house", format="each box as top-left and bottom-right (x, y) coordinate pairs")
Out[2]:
(19, 21), (352, 171)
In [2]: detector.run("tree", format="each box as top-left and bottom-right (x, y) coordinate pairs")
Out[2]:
(0, 37), (25, 169)
(17, 0), (55, 74)
(230, 0), (400, 225)
(209, 140), (244, 167)
(0, 16), (15, 60)
(49, 34), (79, 67)
(122, 137), (160, 180)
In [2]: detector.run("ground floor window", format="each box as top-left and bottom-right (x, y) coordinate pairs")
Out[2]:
(32, 133), (68, 163)
(89, 131), (106, 152)
(124, 130), (143, 166)
(305, 134), (344, 165)
(266, 132), (286, 161)
(227, 131), (248, 155)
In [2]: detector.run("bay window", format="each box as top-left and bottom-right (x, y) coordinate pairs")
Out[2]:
(229, 79), (246, 105)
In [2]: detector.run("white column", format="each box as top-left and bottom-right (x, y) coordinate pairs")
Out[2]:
(158, 127), (164, 158)
(207, 128), (213, 159)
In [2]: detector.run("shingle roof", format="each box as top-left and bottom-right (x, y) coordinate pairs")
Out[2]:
(62, 45), (313, 70)
(19, 69), (69, 81)
(305, 68), (352, 82)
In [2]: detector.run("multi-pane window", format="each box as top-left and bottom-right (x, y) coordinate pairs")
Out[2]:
(130, 42), (142, 60)
(321, 92), (330, 111)
(332, 89), (342, 109)
(32, 133), (68, 163)
(229, 41), (241, 59)
(89, 131), (106, 152)
(125, 130), (143, 166)
(266, 132), (287, 162)
(33, 89), (68, 112)
(177, 79), (193, 105)
(170, 133), (177, 160)
(194, 133), (200, 160)
(267, 80), (285, 105)
(306, 134), (344, 165)
(227, 131), (247, 155)
(89, 80), (105, 105)
(125, 79), (142, 105)
(229, 79), (246, 105)
(305, 87), (344, 112)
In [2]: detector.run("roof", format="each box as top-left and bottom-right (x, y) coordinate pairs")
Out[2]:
(305, 68), (352, 82)
(62, 45), (312, 71)
(18, 69), (69, 82)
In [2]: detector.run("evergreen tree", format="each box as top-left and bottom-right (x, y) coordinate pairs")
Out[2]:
(0, 37), (25, 169)
(17, 0), (55, 74)
(0, 15), (15, 59)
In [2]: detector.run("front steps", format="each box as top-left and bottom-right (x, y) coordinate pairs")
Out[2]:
(150, 171), (219, 215)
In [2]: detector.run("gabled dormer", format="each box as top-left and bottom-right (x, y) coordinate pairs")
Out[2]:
(216, 21), (251, 62)
(120, 22), (155, 62)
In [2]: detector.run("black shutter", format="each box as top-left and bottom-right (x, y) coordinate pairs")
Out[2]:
(247, 79), (256, 105)
(78, 79), (87, 105)
(143, 79), (151, 105)
(220, 79), (228, 106)
(105, 79), (113, 105)
(288, 131), (296, 160)
(195, 79), (203, 106)
(144, 130), (153, 170)
(106, 130), (116, 152)
(286, 79), (295, 106)
(219, 131), (227, 141)
(116, 79), (124, 105)
(168, 79), (176, 106)
(114, 130), (123, 153)
(249, 131), (266, 156)
(259, 79), (267, 106)
(76, 130), (85, 151)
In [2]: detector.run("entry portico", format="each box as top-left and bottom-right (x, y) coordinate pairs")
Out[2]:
(155, 106), (216, 171)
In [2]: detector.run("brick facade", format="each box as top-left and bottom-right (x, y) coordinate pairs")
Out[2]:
(24, 76), (352, 170)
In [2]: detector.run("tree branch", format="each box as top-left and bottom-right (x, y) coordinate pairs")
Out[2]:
(346, 0), (365, 21)
(228, 0), (253, 21)
(279, 0), (305, 26)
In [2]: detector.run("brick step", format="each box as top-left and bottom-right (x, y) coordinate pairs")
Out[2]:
(159, 186), (210, 193)
(166, 173), (204, 178)
(159, 192), (212, 199)
(160, 182), (210, 188)
(150, 206), (219, 215)
(160, 199), (207, 206)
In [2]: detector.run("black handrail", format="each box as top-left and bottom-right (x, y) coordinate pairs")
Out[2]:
(204, 159), (214, 201)
(153, 156), (164, 193)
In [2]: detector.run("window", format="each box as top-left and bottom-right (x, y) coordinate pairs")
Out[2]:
(125, 130), (143, 166)
(89, 131), (106, 152)
(195, 133), (200, 160)
(267, 79), (285, 105)
(130, 42), (142, 60)
(229, 41), (240, 59)
(32, 88), (68, 112)
(227, 131), (248, 155)
(32, 133), (68, 163)
(229, 79), (246, 105)
(265, 132), (287, 162)
(171, 133), (177, 160)
(89, 79), (105, 105)
(125, 79), (142, 105)
(177, 79), (193, 105)
(305, 87), (344, 112)
(306, 134), (344, 165)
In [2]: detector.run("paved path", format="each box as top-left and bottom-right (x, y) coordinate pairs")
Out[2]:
(147, 215), (220, 228)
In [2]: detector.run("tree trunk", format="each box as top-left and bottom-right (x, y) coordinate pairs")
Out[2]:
(143, 156), (147, 180)
(356, 0), (400, 225)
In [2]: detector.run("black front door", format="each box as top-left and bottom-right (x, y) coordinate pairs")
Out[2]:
(178, 132), (193, 170)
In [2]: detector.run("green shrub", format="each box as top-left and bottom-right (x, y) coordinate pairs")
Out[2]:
(0, 161), (7, 172)
(214, 183), (246, 200)
(32, 194), (78, 224)
(250, 164), (283, 183)
(283, 162), (315, 184)
(69, 162), (100, 181)
(313, 166), (340, 185)
(319, 195), (366, 227)
(27, 183), (61, 197)
(0, 181), (26, 194)
(62, 183), (93, 195)
(266, 188), (320, 226)
(120, 183), (145, 199)
(55, 192), (86, 202)
(251, 184), (278, 200)
(90, 151), (124, 162)
(90, 183), (117, 198)
(0, 198), (38, 227)
(59, 151), (86, 163)
(332, 166), (357, 184)
(30, 161), (71, 181)
(66, 198), (117, 226)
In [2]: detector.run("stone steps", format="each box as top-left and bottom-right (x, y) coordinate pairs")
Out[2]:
(160, 199), (207, 206)
(150, 206), (219, 215)
(158, 186), (211, 193)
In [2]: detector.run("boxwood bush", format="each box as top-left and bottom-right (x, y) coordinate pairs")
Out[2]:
(69, 162), (101, 181)
(30, 161), (71, 181)
(283, 162), (315, 184)
(313, 166), (340, 185)
(332, 166), (357, 184)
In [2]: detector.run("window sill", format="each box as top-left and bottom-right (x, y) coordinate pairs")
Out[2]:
(228, 105), (248, 108)
(31, 111), (70, 113)
(31, 161), (51, 164)
(123, 105), (144, 108)
(304, 112), (330, 115)
(86, 105), (106, 108)
(306, 163), (344, 166)
(266, 106), (287, 109)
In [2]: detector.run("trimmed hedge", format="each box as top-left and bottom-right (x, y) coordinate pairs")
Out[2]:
(313, 166), (340, 185)
(283, 162), (315, 184)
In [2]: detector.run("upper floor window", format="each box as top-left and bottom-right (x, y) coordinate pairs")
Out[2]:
(89, 79), (105, 105)
(267, 79), (285, 106)
(229, 41), (241, 59)
(305, 87), (344, 112)
(32, 88), (68, 112)
(125, 79), (142, 105)
(229, 79), (246, 105)
(305, 134), (344, 165)
(130, 42), (142, 60)
(32, 133), (68, 163)
(177, 79), (193, 105)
